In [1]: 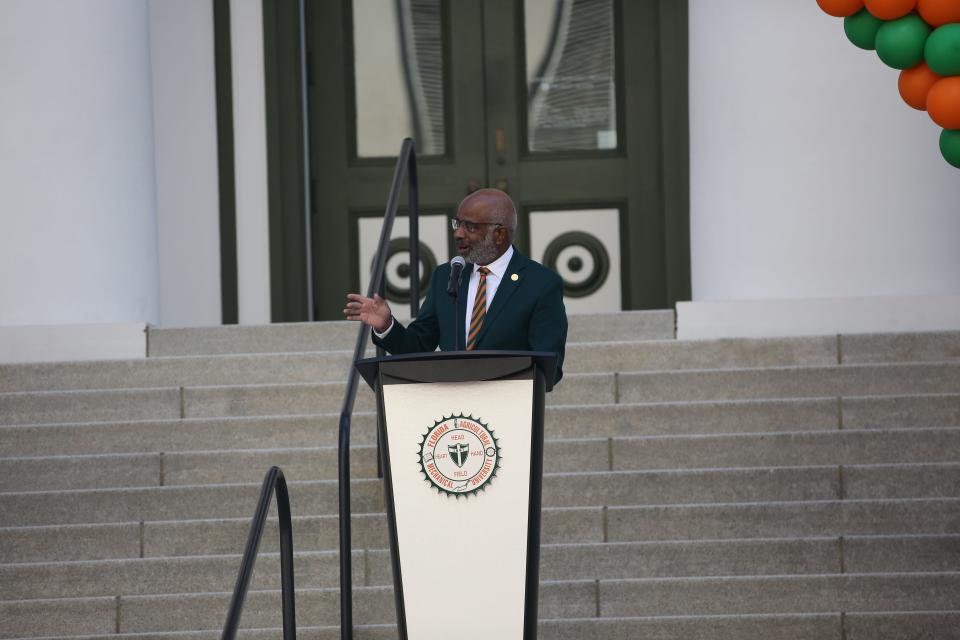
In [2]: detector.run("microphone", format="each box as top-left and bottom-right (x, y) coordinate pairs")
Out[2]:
(447, 256), (466, 298)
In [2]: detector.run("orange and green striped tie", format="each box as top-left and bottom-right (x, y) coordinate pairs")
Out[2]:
(466, 266), (490, 350)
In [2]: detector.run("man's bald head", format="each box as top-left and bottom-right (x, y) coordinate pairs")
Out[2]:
(458, 189), (517, 240)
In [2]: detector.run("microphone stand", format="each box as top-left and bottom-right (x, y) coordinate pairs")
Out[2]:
(447, 258), (466, 351)
(451, 281), (460, 351)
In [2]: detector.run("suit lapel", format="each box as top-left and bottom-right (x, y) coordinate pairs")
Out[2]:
(475, 249), (528, 346)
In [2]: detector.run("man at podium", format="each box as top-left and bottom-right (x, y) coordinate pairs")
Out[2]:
(344, 188), (568, 382)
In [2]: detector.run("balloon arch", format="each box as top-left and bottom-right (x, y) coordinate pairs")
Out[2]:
(818, 0), (960, 168)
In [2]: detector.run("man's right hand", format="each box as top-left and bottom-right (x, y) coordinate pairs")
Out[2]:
(343, 293), (392, 333)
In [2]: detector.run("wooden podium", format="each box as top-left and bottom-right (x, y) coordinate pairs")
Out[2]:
(356, 351), (558, 640)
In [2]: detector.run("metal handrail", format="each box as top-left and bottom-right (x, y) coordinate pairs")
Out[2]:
(339, 139), (420, 640)
(221, 466), (296, 640)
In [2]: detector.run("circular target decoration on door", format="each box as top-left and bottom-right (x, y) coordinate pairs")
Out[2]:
(542, 231), (610, 298)
(372, 238), (437, 303)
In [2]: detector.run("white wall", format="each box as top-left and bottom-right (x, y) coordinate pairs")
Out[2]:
(689, 0), (960, 302)
(0, 0), (161, 326)
(149, 0), (222, 327)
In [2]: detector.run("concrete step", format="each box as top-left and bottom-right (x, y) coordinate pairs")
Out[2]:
(0, 550), (356, 600)
(0, 370), (616, 425)
(598, 572), (960, 616)
(0, 506), (603, 564)
(4, 462), (959, 528)
(183, 373), (613, 415)
(5, 332), (959, 395)
(606, 497), (960, 542)
(0, 335), (841, 394)
(5, 393), (958, 458)
(0, 352), (358, 394)
(0, 437), (527, 490)
(4, 427), (959, 492)
(842, 392), (960, 428)
(0, 414), (379, 457)
(145, 312), (677, 357)
(0, 539), (828, 600)
(4, 497), (957, 565)
(4, 359), (957, 426)
(0, 387), (183, 427)
(147, 321), (365, 357)
(549, 612), (960, 640)
(553, 612), (960, 640)
(618, 362), (960, 403)
(7, 612), (960, 640)
(4, 535), (958, 601)
(0, 581), (591, 635)
(843, 533), (960, 573)
(3, 573), (958, 636)
(0, 338), (804, 393)
(844, 611), (960, 640)
(841, 331), (960, 364)
(0, 464), (851, 527)
(11, 611), (960, 640)
(608, 427), (960, 471)
(566, 336), (838, 373)
(845, 461), (960, 499)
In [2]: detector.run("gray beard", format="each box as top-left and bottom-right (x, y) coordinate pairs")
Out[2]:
(463, 231), (499, 265)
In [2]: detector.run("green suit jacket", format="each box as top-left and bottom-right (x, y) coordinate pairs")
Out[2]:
(373, 248), (568, 382)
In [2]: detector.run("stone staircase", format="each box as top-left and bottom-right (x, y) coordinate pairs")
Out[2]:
(0, 313), (959, 639)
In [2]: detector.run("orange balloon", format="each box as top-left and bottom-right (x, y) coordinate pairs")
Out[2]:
(818, 0), (866, 17)
(865, 0), (918, 19)
(927, 76), (960, 128)
(898, 62), (942, 109)
(917, 0), (960, 27)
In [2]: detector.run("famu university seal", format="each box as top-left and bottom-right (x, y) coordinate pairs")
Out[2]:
(417, 414), (500, 497)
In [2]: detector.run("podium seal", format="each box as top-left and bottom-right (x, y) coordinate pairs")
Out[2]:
(417, 414), (501, 497)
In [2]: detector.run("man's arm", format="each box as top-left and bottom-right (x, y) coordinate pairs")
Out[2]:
(345, 266), (446, 354)
(374, 279), (442, 354)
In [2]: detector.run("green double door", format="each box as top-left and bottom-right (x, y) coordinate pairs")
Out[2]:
(265, 0), (688, 321)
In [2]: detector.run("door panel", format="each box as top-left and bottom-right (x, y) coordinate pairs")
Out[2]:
(351, 0), (447, 158)
(482, 0), (629, 311)
(523, 0), (620, 153)
(528, 207), (622, 313)
(308, 0), (486, 320)
(356, 213), (451, 321)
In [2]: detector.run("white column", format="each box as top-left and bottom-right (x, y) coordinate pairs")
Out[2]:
(230, 0), (273, 324)
(0, 0), (160, 326)
(149, 0), (223, 327)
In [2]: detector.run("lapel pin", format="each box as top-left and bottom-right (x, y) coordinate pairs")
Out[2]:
(511, 273), (519, 281)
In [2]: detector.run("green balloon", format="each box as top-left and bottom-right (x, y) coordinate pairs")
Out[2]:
(875, 13), (931, 69)
(845, 9), (884, 51)
(925, 24), (960, 76)
(941, 129), (960, 170)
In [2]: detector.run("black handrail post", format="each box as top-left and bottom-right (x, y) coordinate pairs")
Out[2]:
(407, 148), (420, 316)
(222, 466), (296, 640)
(376, 275), (386, 481)
(277, 475), (296, 640)
(339, 139), (418, 640)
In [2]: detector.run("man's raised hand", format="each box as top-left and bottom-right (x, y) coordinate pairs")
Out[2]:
(343, 293), (392, 333)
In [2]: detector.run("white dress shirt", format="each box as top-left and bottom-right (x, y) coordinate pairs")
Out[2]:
(464, 245), (514, 341)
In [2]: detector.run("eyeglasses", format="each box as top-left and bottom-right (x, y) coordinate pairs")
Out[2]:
(450, 218), (503, 233)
